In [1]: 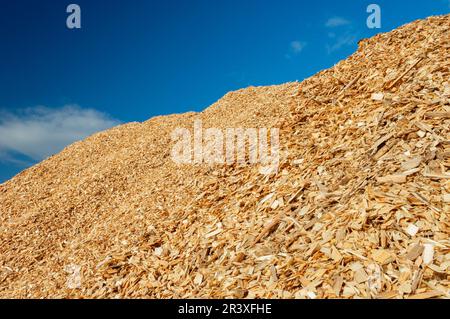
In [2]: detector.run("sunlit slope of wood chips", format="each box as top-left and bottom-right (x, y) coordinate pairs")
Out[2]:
(0, 15), (449, 299)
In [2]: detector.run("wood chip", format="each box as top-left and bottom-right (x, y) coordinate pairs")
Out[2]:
(354, 268), (369, 284)
(442, 194), (450, 203)
(251, 212), (284, 246)
(376, 175), (407, 184)
(405, 224), (419, 237)
(406, 244), (424, 261)
(371, 92), (384, 101)
(424, 112), (450, 119)
(333, 276), (344, 296)
(205, 228), (222, 238)
(422, 244), (434, 265)
(401, 157), (422, 171)
(371, 249), (395, 265)
(194, 273), (203, 286)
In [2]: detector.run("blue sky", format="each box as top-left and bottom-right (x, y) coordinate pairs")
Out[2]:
(0, 0), (449, 182)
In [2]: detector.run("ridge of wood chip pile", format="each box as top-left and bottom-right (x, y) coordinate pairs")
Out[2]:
(1, 15), (449, 299)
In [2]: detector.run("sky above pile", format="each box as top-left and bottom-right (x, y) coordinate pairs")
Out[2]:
(0, 0), (449, 182)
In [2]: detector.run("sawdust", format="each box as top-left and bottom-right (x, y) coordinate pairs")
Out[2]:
(0, 15), (449, 299)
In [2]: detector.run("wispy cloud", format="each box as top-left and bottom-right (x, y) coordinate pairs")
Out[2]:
(0, 105), (120, 164)
(285, 40), (307, 59)
(324, 16), (357, 54)
(290, 40), (307, 53)
(0, 150), (31, 166)
(325, 16), (351, 28)
(326, 31), (358, 53)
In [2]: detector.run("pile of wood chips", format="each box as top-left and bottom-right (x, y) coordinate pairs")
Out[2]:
(0, 15), (449, 299)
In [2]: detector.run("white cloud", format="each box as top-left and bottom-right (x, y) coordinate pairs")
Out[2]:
(325, 16), (351, 28)
(285, 40), (307, 59)
(0, 105), (120, 163)
(290, 40), (307, 53)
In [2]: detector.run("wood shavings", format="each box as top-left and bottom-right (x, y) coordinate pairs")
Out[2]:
(0, 15), (449, 299)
